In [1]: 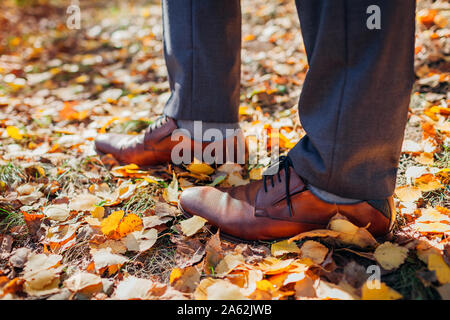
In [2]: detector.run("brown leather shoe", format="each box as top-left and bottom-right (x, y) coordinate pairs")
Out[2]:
(179, 156), (396, 241)
(95, 116), (247, 166)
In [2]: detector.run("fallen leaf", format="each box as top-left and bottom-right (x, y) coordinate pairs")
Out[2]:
(395, 185), (422, 202)
(164, 172), (180, 205)
(299, 240), (329, 264)
(113, 276), (153, 300)
(186, 162), (215, 175)
(124, 228), (158, 253)
(315, 280), (357, 300)
(374, 242), (409, 270)
(100, 210), (124, 238)
(271, 240), (301, 257)
(328, 215), (378, 248)
(215, 253), (246, 275)
(415, 174), (443, 192)
(117, 213), (143, 238)
(294, 274), (316, 299)
(169, 266), (201, 293)
(195, 278), (247, 300)
(428, 254), (450, 284)
(69, 194), (101, 211)
(91, 206), (105, 219)
(179, 215), (207, 237)
(64, 272), (103, 294)
(91, 247), (128, 273)
(6, 126), (23, 140)
(361, 281), (402, 300)
(43, 204), (70, 221)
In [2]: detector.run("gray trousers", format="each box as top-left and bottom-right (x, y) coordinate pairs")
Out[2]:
(162, 0), (416, 200)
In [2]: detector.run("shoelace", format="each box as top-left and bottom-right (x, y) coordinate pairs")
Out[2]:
(262, 155), (294, 217)
(145, 115), (168, 134)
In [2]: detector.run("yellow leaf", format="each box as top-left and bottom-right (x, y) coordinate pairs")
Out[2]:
(415, 152), (434, 165)
(117, 213), (143, 238)
(91, 206), (105, 219)
(256, 279), (275, 292)
(186, 162), (215, 175)
(179, 215), (207, 237)
(143, 176), (160, 184)
(6, 126), (23, 140)
(361, 281), (402, 300)
(374, 242), (409, 270)
(258, 257), (295, 275)
(428, 254), (450, 284)
(271, 240), (301, 257)
(329, 215), (378, 248)
(169, 268), (183, 285)
(100, 210), (124, 237)
(249, 167), (263, 180)
(414, 174), (443, 192)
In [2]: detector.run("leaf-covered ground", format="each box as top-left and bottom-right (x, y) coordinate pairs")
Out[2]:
(0, 0), (449, 300)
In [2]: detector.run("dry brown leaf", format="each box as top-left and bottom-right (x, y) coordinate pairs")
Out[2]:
(299, 240), (328, 264)
(294, 274), (316, 299)
(169, 266), (201, 293)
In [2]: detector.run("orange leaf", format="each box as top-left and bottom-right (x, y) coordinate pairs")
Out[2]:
(100, 210), (124, 238)
(117, 213), (143, 238)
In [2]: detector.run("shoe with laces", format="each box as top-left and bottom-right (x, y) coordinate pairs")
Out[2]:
(95, 116), (246, 166)
(179, 156), (396, 242)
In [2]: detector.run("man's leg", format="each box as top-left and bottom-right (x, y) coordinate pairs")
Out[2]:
(178, 0), (416, 241)
(95, 1), (243, 165)
(288, 0), (416, 200)
(162, 0), (241, 123)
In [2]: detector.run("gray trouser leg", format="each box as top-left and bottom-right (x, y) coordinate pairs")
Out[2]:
(162, 0), (241, 123)
(288, 0), (416, 199)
